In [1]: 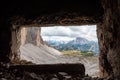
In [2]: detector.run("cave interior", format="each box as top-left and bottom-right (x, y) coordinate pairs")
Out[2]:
(0, 0), (119, 79)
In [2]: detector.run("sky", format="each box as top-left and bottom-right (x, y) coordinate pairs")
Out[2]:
(41, 25), (97, 41)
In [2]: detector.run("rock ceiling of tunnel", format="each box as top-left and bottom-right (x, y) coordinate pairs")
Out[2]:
(0, 0), (103, 26)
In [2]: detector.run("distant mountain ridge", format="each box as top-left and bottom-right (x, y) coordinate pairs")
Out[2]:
(68, 37), (89, 45)
(45, 37), (99, 54)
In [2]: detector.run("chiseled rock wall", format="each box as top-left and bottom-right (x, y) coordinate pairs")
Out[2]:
(97, 0), (120, 79)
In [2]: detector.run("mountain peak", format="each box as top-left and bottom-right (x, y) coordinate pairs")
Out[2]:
(76, 37), (88, 41)
(72, 37), (89, 44)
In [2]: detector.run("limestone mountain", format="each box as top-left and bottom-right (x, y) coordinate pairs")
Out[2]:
(19, 27), (62, 64)
(46, 37), (99, 54)
(69, 37), (89, 45)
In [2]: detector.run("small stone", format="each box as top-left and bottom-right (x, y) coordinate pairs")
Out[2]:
(58, 72), (68, 76)
(64, 75), (72, 79)
(50, 78), (59, 80)
(0, 78), (7, 80)
(5, 63), (10, 69)
(16, 77), (21, 80)
(82, 76), (92, 80)
(0, 72), (3, 75)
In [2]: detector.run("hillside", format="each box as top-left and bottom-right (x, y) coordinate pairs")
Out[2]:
(20, 43), (62, 64)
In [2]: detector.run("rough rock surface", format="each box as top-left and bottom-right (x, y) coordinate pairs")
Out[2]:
(97, 0), (120, 79)
(0, 64), (104, 80)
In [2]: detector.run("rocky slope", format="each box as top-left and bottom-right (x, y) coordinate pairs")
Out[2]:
(20, 44), (62, 64)
(19, 27), (62, 64)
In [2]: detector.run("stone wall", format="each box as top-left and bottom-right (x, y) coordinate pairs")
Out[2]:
(11, 27), (21, 62)
(97, 0), (120, 79)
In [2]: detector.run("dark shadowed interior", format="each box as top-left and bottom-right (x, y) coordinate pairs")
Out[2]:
(0, 0), (119, 79)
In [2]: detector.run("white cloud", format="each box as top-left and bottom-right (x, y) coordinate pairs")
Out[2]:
(41, 27), (72, 36)
(42, 36), (75, 41)
(41, 25), (97, 41)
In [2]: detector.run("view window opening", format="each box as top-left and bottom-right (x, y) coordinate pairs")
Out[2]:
(13, 25), (99, 77)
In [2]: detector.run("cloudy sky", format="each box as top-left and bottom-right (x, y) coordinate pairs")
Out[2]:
(41, 25), (97, 41)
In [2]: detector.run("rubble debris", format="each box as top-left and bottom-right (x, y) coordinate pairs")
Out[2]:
(0, 63), (112, 80)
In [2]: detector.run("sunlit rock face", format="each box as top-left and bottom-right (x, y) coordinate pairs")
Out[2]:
(21, 27), (43, 47)
(19, 27), (62, 64)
